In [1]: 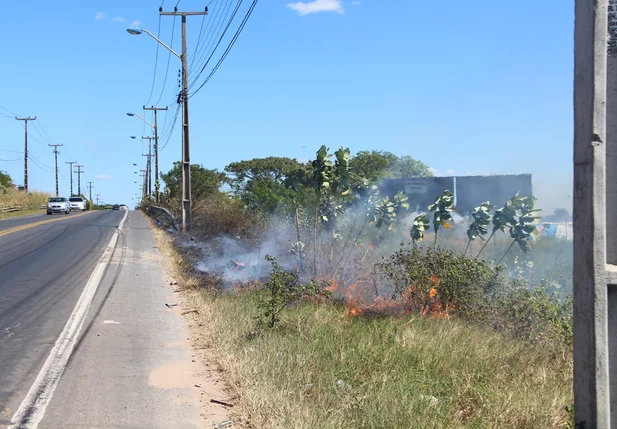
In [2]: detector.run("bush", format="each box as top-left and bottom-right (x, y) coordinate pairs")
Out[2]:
(378, 246), (501, 316)
(377, 246), (572, 347)
(191, 192), (267, 243)
(259, 255), (330, 327)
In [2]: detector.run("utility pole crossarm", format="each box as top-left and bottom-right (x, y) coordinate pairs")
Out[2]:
(160, 11), (208, 16)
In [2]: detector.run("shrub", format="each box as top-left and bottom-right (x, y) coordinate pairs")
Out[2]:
(259, 255), (330, 327)
(378, 246), (501, 316)
(377, 246), (573, 347)
(191, 192), (267, 244)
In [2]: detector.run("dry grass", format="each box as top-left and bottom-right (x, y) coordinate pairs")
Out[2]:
(151, 226), (574, 429)
(0, 188), (50, 209)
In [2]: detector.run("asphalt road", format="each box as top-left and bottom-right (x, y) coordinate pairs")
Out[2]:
(0, 210), (124, 425)
(0, 210), (204, 429)
(0, 212), (48, 230)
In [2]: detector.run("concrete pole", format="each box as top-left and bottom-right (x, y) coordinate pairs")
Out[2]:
(65, 161), (76, 196)
(15, 117), (36, 191)
(573, 0), (616, 427)
(75, 165), (84, 196)
(49, 144), (63, 197)
(160, 8), (208, 232)
(143, 106), (168, 203)
(181, 14), (191, 232)
(87, 181), (94, 203)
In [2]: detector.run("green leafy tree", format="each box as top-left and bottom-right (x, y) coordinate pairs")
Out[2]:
(410, 214), (430, 246)
(465, 201), (493, 256)
(224, 157), (311, 213)
(390, 155), (434, 179)
(160, 162), (226, 200)
(348, 151), (433, 191)
(428, 190), (454, 247)
(476, 194), (521, 259)
(0, 170), (12, 189)
(498, 195), (541, 263)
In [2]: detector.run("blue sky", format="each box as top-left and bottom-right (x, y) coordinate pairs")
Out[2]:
(0, 0), (573, 212)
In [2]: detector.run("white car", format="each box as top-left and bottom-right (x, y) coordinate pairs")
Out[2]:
(47, 197), (70, 215)
(68, 196), (87, 211)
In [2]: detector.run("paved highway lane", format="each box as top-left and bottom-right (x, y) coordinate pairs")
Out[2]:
(0, 210), (124, 425)
(0, 212), (49, 231)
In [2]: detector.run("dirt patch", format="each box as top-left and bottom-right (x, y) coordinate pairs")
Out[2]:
(149, 360), (194, 389)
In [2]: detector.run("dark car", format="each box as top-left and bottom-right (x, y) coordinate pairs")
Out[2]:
(112, 204), (120, 210)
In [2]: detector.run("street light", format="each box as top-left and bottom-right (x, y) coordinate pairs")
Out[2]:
(130, 135), (154, 198)
(126, 113), (154, 128)
(127, 19), (195, 232)
(126, 28), (181, 59)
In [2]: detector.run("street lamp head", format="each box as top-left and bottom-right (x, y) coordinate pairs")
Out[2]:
(130, 136), (137, 139)
(126, 112), (135, 117)
(132, 163), (137, 166)
(127, 27), (143, 36)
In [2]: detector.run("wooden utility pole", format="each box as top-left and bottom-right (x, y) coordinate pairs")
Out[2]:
(15, 116), (36, 191)
(49, 144), (63, 196)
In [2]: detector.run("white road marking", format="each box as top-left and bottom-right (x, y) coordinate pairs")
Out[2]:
(9, 209), (129, 429)
(102, 320), (121, 325)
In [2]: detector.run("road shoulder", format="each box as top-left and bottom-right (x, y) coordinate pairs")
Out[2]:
(32, 211), (227, 428)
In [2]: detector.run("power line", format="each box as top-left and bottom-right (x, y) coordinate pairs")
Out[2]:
(188, 10), (208, 73)
(0, 157), (22, 162)
(190, 0), (259, 98)
(33, 119), (58, 144)
(0, 105), (17, 116)
(189, 0), (239, 88)
(29, 155), (54, 173)
(188, 0), (227, 75)
(154, 16), (177, 105)
(0, 146), (22, 154)
(17, 121), (48, 147)
(144, 14), (163, 106)
(159, 104), (181, 152)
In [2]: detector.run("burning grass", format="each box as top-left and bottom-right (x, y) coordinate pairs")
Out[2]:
(151, 224), (574, 429)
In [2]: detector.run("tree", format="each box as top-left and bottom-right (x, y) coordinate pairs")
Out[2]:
(348, 150), (398, 189)
(390, 155), (433, 179)
(160, 162), (226, 200)
(544, 208), (571, 222)
(0, 170), (13, 189)
(348, 151), (433, 191)
(224, 157), (310, 213)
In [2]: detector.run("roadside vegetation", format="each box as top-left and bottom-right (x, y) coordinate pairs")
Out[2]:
(146, 148), (574, 428)
(0, 171), (50, 219)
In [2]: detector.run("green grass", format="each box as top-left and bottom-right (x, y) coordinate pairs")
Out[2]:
(0, 208), (45, 220)
(188, 289), (573, 429)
